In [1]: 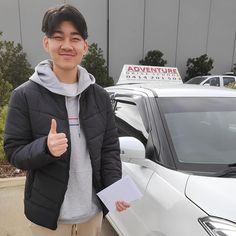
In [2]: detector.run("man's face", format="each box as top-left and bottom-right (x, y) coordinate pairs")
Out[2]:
(43, 21), (88, 73)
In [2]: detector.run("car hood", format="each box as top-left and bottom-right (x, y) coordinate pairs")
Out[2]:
(185, 175), (236, 222)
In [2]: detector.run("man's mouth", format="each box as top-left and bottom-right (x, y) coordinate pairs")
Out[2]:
(59, 53), (75, 56)
(59, 53), (75, 59)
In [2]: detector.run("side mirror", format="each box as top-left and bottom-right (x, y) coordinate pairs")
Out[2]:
(119, 137), (145, 162)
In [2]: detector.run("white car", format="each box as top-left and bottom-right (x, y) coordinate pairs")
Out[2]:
(105, 80), (236, 236)
(185, 75), (236, 87)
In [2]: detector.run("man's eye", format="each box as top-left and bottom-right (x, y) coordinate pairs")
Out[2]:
(71, 37), (81, 42)
(51, 36), (63, 41)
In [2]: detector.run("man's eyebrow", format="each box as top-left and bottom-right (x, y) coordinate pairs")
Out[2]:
(71, 32), (81, 36)
(52, 31), (81, 36)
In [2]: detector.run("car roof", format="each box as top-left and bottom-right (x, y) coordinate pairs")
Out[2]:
(107, 83), (236, 98)
(193, 75), (236, 78)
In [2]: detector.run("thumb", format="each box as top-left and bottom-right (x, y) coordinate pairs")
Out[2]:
(49, 119), (57, 134)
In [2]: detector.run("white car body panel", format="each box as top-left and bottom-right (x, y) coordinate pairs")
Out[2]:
(108, 162), (209, 236)
(186, 175), (236, 222)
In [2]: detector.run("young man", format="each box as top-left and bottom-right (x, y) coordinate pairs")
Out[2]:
(4, 4), (129, 236)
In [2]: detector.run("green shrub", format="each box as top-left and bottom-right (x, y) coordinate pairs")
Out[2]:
(139, 50), (167, 66)
(0, 71), (12, 162)
(0, 33), (33, 162)
(0, 106), (7, 162)
(0, 32), (34, 88)
(0, 77), (13, 108)
(185, 54), (214, 82)
(81, 43), (114, 87)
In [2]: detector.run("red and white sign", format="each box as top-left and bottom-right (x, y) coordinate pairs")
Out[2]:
(117, 64), (182, 84)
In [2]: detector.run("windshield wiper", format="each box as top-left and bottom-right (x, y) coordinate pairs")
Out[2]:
(212, 163), (236, 177)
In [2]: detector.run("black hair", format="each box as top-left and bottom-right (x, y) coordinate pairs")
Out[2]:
(41, 4), (88, 40)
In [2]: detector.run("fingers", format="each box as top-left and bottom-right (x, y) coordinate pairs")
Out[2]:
(47, 119), (68, 157)
(115, 201), (131, 212)
(50, 133), (67, 144)
(50, 119), (57, 134)
(49, 143), (68, 157)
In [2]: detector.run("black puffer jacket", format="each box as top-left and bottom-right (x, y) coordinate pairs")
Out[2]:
(4, 80), (121, 230)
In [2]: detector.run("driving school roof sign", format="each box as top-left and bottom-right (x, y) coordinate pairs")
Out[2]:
(117, 64), (182, 84)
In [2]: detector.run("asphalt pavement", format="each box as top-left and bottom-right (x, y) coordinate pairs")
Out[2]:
(0, 177), (118, 236)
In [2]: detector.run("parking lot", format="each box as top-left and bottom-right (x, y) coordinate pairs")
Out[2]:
(0, 177), (118, 236)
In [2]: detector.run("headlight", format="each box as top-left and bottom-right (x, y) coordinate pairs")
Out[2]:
(199, 217), (236, 236)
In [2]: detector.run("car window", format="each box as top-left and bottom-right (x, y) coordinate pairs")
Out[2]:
(223, 77), (235, 86)
(185, 76), (206, 84)
(114, 101), (148, 146)
(204, 77), (220, 86)
(158, 97), (236, 165)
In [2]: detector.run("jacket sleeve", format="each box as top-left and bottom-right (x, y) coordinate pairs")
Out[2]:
(101, 92), (121, 187)
(4, 89), (57, 170)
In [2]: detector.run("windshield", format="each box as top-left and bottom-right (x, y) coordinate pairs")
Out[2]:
(158, 97), (236, 171)
(185, 76), (206, 84)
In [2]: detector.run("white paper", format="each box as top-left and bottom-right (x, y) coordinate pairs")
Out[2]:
(97, 175), (143, 212)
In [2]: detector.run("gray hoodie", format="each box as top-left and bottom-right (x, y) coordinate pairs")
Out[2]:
(30, 60), (101, 224)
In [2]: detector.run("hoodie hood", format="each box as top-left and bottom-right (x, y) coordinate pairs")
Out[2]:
(29, 59), (95, 97)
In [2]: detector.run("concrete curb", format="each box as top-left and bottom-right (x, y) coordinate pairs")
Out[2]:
(0, 176), (25, 189)
(0, 176), (118, 236)
(0, 176), (29, 236)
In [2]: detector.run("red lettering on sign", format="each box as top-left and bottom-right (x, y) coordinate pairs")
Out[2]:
(128, 66), (134, 72)
(140, 67), (145, 72)
(161, 68), (167, 73)
(126, 66), (179, 78)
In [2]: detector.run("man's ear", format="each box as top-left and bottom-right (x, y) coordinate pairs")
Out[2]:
(43, 36), (49, 52)
(83, 40), (89, 56)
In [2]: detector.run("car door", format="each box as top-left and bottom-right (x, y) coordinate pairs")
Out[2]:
(107, 91), (155, 236)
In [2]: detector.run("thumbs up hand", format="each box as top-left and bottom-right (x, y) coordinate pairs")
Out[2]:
(47, 119), (68, 157)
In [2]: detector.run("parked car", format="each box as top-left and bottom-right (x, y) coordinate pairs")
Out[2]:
(105, 66), (236, 236)
(185, 74), (236, 87)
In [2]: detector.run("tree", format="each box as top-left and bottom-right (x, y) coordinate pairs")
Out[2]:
(81, 43), (114, 87)
(139, 50), (167, 66)
(0, 63), (13, 108)
(0, 32), (32, 162)
(0, 76), (12, 108)
(0, 32), (34, 88)
(185, 54), (214, 82)
(0, 71), (12, 162)
(0, 105), (7, 161)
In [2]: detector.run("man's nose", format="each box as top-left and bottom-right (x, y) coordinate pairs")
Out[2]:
(60, 38), (73, 50)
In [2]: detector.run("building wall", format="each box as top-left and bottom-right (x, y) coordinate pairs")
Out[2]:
(0, 0), (22, 44)
(0, 0), (236, 82)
